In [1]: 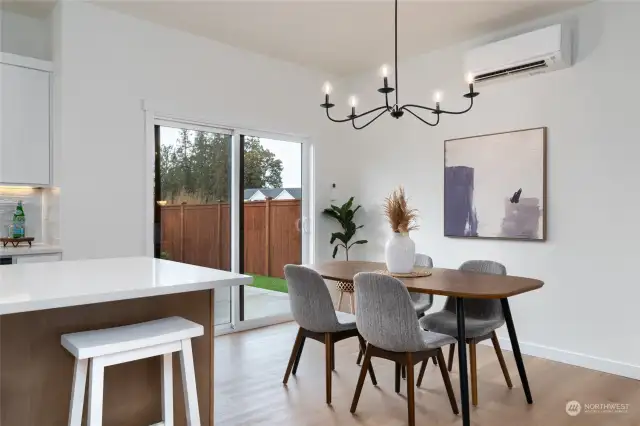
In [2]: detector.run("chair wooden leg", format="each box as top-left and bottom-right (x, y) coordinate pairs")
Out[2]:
(357, 335), (377, 385)
(470, 342), (478, 407)
(395, 362), (401, 393)
(436, 348), (459, 415)
(447, 343), (456, 372)
(351, 344), (374, 414)
(348, 292), (355, 313)
(433, 355), (438, 365)
(337, 291), (344, 311)
(356, 348), (363, 365)
(325, 333), (333, 405)
(331, 341), (336, 371)
(292, 336), (306, 375)
(491, 331), (513, 389)
(416, 359), (428, 387)
(406, 353), (416, 426)
(402, 365), (407, 379)
(283, 328), (304, 384)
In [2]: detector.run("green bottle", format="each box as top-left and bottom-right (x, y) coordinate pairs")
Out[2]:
(12, 201), (25, 238)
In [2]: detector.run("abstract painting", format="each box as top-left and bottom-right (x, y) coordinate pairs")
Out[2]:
(444, 127), (546, 241)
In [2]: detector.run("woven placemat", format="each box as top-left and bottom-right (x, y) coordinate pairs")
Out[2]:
(374, 268), (433, 278)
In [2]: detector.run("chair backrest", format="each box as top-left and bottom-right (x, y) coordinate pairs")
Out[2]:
(411, 253), (434, 304)
(284, 264), (342, 333)
(354, 272), (428, 352)
(443, 260), (506, 321)
(414, 253), (434, 268)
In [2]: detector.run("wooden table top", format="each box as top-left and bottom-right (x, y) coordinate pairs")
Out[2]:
(308, 261), (543, 299)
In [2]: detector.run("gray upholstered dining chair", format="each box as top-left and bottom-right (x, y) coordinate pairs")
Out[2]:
(411, 253), (434, 317)
(361, 253), (437, 372)
(282, 264), (376, 405)
(418, 260), (513, 407)
(350, 272), (458, 426)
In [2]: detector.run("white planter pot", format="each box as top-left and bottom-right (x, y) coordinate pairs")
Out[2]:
(384, 232), (415, 273)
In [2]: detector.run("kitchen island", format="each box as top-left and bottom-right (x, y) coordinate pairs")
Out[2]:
(0, 257), (251, 426)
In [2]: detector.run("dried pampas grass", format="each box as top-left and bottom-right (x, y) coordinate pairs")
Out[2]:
(384, 186), (419, 234)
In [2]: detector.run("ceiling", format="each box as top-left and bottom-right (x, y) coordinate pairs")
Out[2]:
(3, 0), (588, 75)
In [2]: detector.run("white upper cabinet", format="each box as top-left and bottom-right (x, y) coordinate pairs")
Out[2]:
(0, 54), (51, 186)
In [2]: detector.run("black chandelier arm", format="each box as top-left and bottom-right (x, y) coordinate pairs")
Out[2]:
(402, 107), (441, 126)
(439, 96), (474, 115)
(401, 96), (474, 116)
(326, 105), (390, 123)
(352, 109), (389, 130)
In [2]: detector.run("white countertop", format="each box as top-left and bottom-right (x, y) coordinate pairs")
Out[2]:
(0, 244), (63, 256)
(0, 257), (252, 315)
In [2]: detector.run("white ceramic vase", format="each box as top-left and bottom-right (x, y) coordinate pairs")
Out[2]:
(384, 232), (415, 273)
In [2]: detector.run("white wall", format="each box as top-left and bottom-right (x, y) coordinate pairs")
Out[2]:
(0, 9), (51, 60)
(334, 1), (640, 378)
(52, 1), (340, 260)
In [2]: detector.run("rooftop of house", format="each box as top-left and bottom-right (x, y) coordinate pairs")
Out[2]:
(244, 188), (302, 200)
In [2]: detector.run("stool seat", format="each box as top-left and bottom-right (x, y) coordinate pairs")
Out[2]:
(62, 316), (203, 359)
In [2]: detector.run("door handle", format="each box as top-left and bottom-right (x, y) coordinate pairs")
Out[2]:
(295, 218), (301, 232)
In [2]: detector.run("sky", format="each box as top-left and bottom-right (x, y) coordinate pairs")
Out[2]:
(160, 127), (302, 188)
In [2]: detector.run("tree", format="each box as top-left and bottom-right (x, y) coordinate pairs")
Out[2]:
(243, 137), (283, 189)
(159, 131), (284, 203)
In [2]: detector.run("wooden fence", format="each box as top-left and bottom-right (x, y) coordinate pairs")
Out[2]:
(161, 199), (301, 279)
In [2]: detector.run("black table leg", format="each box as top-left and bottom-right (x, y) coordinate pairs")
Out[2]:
(501, 298), (533, 404)
(456, 297), (470, 426)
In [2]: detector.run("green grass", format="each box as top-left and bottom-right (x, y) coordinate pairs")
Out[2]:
(248, 274), (288, 293)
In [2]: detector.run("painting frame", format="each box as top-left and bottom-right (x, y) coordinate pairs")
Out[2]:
(443, 127), (547, 242)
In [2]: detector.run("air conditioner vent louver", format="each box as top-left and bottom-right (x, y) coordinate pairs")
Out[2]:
(475, 60), (548, 83)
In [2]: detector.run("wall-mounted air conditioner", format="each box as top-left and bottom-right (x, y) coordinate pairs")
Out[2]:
(465, 24), (572, 85)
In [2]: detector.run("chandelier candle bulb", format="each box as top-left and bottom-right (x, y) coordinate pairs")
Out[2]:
(380, 64), (390, 78)
(323, 81), (333, 95)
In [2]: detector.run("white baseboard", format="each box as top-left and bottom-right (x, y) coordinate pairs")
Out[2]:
(484, 337), (640, 381)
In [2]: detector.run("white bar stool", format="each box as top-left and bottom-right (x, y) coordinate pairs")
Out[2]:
(61, 316), (204, 426)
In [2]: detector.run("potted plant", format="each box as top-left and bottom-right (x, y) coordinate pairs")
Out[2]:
(322, 197), (368, 260)
(383, 186), (419, 273)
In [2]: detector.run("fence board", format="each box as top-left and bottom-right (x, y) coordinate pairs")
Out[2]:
(269, 200), (301, 278)
(160, 200), (301, 279)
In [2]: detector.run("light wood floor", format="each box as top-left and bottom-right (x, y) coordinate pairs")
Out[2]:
(215, 322), (640, 426)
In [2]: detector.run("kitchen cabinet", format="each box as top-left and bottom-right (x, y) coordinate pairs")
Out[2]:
(0, 53), (51, 186)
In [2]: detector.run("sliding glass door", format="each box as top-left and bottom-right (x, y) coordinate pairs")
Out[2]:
(240, 135), (303, 322)
(154, 123), (233, 326)
(151, 115), (312, 331)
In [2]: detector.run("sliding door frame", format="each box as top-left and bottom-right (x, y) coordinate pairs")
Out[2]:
(143, 101), (314, 334)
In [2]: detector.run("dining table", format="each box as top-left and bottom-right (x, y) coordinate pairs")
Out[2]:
(307, 260), (544, 426)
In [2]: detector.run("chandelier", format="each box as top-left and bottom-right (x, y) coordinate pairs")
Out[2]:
(320, 0), (479, 129)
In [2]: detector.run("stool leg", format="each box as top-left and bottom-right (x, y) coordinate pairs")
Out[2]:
(180, 339), (201, 426)
(162, 353), (174, 426)
(68, 358), (88, 426)
(88, 359), (105, 426)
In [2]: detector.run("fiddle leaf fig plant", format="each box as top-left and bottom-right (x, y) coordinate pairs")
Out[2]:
(322, 197), (368, 260)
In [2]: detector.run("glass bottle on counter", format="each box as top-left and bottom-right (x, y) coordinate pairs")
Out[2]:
(12, 201), (25, 238)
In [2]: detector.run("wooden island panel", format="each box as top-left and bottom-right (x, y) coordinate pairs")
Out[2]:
(0, 290), (214, 426)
